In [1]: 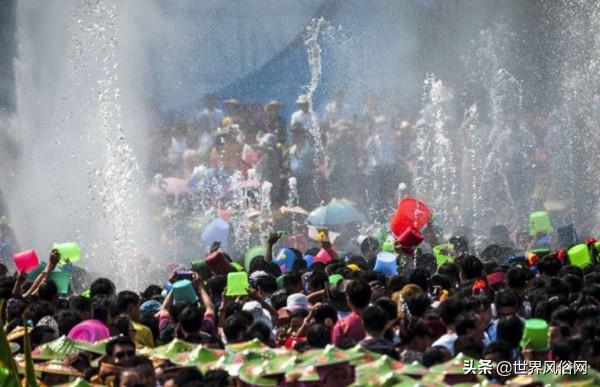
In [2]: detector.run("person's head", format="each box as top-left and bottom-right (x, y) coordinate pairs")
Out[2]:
(106, 336), (135, 366)
(416, 253), (437, 275)
(581, 339), (600, 370)
(454, 335), (483, 359)
(422, 346), (452, 367)
(307, 324), (331, 348)
(30, 325), (56, 348)
(38, 280), (59, 302)
(458, 255), (483, 281)
(313, 303), (338, 328)
(204, 93), (218, 110)
(537, 255), (562, 277)
(405, 293), (431, 318)
(437, 262), (460, 287)
(296, 95), (309, 112)
(116, 291), (141, 321)
(119, 356), (156, 387)
(282, 272), (303, 294)
(28, 300), (54, 325)
(362, 305), (388, 337)
(306, 271), (328, 293)
(288, 309), (309, 335)
(494, 289), (521, 318)
(110, 314), (136, 339)
(178, 306), (202, 336)
(496, 315), (524, 349)
(291, 122), (306, 143)
(455, 313), (482, 341)
(402, 320), (432, 352)
(408, 268), (430, 293)
(224, 315), (250, 344)
(346, 279), (371, 311)
(142, 285), (163, 302)
(55, 310), (82, 336)
(90, 278), (116, 298)
(437, 297), (464, 328)
(506, 267), (529, 294)
(172, 367), (203, 387)
(255, 275), (277, 300)
(69, 295), (92, 320)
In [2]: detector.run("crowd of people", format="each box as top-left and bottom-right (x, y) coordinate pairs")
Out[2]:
(1, 92), (599, 386)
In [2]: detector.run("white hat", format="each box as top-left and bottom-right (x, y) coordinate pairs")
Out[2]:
(286, 293), (309, 311)
(242, 301), (272, 330)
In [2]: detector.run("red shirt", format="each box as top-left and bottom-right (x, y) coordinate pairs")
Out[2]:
(331, 312), (365, 346)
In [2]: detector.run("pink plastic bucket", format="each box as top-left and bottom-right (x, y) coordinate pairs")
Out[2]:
(13, 250), (40, 273)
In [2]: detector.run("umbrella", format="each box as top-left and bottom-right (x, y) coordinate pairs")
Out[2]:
(307, 199), (367, 227)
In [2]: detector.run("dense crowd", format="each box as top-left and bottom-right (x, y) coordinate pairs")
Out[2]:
(1, 93), (600, 386)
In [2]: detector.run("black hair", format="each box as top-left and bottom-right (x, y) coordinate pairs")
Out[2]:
(110, 314), (133, 338)
(142, 285), (163, 301)
(422, 346), (451, 367)
(506, 267), (529, 290)
(387, 275), (408, 293)
(202, 370), (230, 387)
(408, 268), (430, 292)
(282, 272), (302, 293)
(90, 277), (116, 298)
(307, 324), (331, 348)
(430, 274), (452, 291)
(270, 291), (288, 311)
(405, 293), (431, 318)
(223, 315), (250, 343)
(551, 306), (578, 328)
(438, 297), (464, 326)
(307, 271), (328, 292)
(55, 309), (82, 336)
(454, 335), (483, 359)
(255, 275), (278, 294)
(497, 315), (524, 348)
(401, 320), (432, 344)
(291, 258), (308, 273)
(179, 306), (203, 334)
(375, 297), (398, 322)
(362, 305), (388, 334)
(346, 279), (371, 309)
(537, 255), (562, 277)
(28, 301), (54, 325)
(174, 367), (203, 386)
(141, 313), (159, 343)
(455, 313), (477, 336)
(92, 294), (114, 324)
(494, 288), (521, 309)
(437, 262), (460, 284)
(562, 274), (582, 294)
(483, 340), (512, 361)
(116, 291), (140, 315)
(38, 280), (58, 301)
(248, 322), (272, 346)
(0, 277), (16, 300)
(459, 255), (483, 280)
(106, 336), (135, 357)
(553, 342), (574, 362)
(314, 303), (338, 326)
(30, 325), (55, 349)
(415, 253), (437, 275)
(67, 296), (90, 320)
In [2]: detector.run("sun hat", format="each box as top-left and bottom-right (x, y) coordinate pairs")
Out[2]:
(287, 293), (309, 311)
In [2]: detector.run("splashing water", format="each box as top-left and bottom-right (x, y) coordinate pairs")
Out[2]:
(415, 75), (457, 226)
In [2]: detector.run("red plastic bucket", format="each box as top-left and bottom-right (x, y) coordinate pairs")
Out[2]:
(13, 250), (40, 273)
(390, 197), (431, 237)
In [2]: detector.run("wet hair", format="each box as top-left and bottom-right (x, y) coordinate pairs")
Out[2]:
(362, 305), (388, 334)
(405, 293), (431, 318)
(415, 253), (437, 275)
(438, 297), (464, 326)
(142, 285), (163, 301)
(106, 336), (135, 357)
(90, 277), (115, 298)
(459, 255), (483, 280)
(307, 324), (331, 348)
(497, 316), (524, 348)
(38, 281), (58, 301)
(346, 279), (371, 309)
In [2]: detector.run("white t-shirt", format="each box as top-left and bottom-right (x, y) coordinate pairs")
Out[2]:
(431, 332), (458, 355)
